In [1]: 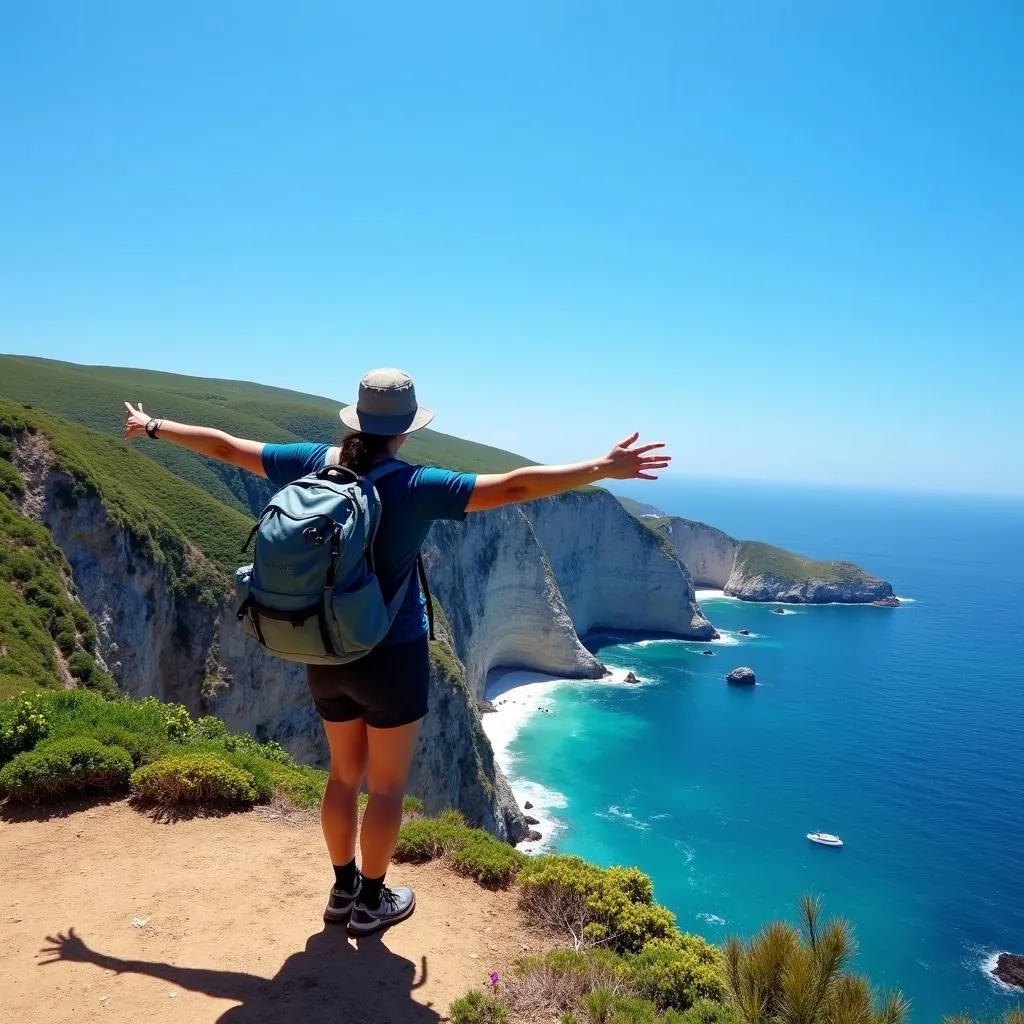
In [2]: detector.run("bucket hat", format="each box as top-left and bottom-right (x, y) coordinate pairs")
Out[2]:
(338, 368), (434, 435)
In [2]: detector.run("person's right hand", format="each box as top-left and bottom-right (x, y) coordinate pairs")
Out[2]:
(602, 433), (672, 480)
(123, 401), (151, 443)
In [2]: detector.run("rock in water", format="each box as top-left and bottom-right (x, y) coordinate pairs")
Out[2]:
(702, 649), (714, 656)
(772, 606), (786, 615)
(524, 815), (539, 825)
(872, 596), (901, 607)
(739, 629), (750, 636)
(992, 952), (1024, 989)
(478, 700), (496, 714)
(624, 671), (640, 684)
(525, 830), (543, 843)
(726, 667), (756, 686)
(524, 801), (533, 810)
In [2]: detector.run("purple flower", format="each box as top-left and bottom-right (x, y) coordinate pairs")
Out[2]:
(488, 972), (500, 987)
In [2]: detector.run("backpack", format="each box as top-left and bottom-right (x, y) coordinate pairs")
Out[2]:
(234, 459), (434, 665)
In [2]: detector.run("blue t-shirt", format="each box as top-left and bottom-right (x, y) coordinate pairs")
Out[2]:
(261, 443), (477, 645)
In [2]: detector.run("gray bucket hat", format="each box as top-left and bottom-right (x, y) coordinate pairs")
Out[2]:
(338, 368), (434, 436)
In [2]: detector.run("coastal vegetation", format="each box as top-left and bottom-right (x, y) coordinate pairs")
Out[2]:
(732, 541), (880, 589)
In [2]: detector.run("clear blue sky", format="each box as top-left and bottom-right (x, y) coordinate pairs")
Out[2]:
(2, 1), (1021, 494)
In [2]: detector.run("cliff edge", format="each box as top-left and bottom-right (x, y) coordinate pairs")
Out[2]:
(653, 516), (896, 604)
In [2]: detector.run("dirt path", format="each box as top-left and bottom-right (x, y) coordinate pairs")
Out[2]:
(0, 800), (547, 1023)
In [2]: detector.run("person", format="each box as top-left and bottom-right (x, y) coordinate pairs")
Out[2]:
(123, 367), (670, 935)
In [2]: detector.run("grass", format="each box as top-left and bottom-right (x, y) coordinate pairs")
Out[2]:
(1, 397), (250, 595)
(0, 355), (536, 514)
(733, 540), (879, 586)
(0, 447), (115, 699)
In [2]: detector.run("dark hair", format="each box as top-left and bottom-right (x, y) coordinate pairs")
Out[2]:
(337, 432), (395, 476)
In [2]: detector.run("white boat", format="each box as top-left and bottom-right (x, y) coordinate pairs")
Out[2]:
(807, 832), (843, 847)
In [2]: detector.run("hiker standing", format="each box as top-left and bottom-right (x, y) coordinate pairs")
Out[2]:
(124, 368), (669, 934)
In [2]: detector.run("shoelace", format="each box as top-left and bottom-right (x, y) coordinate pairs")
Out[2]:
(375, 886), (402, 914)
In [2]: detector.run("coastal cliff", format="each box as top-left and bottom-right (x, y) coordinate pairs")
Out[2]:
(424, 493), (716, 699)
(654, 516), (896, 604)
(8, 427), (525, 840)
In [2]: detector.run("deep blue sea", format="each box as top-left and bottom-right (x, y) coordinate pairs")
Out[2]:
(501, 479), (1024, 1022)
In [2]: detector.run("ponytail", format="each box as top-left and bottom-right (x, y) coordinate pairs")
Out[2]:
(337, 432), (394, 476)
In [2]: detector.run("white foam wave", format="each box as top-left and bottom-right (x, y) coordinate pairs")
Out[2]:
(697, 912), (726, 926)
(695, 589), (738, 602)
(976, 949), (1023, 994)
(512, 778), (568, 855)
(598, 804), (651, 832)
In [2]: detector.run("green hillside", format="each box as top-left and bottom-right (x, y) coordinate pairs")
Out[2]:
(0, 398), (250, 596)
(0, 429), (117, 700)
(734, 540), (880, 587)
(0, 355), (535, 516)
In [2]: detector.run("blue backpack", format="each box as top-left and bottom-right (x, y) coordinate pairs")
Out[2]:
(235, 460), (433, 665)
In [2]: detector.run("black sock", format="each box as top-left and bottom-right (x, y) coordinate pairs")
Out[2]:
(333, 859), (358, 893)
(360, 873), (386, 909)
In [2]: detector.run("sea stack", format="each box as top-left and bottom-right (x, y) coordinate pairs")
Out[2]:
(992, 952), (1024, 989)
(624, 671), (640, 684)
(726, 667), (756, 686)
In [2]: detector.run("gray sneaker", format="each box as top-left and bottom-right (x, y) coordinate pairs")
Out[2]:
(323, 878), (362, 924)
(347, 885), (416, 936)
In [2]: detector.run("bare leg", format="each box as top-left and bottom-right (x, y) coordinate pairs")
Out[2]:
(320, 718), (369, 867)
(359, 718), (423, 879)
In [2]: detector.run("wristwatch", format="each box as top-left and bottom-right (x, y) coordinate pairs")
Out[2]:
(145, 418), (163, 439)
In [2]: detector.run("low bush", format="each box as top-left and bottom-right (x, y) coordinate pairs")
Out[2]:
(518, 856), (677, 955)
(624, 938), (725, 1010)
(130, 753), (260, 806)
(452, 835), (526, 888)
(0, 737), (132, 801)
(0, 694), (51, 765)
(402, 794), (425, 816)
(449, 989), (508, 1024)
(663, 999), (742, 1024)
(394, 815), (527, 888)
(394, 816), (466, 862)
(505, 949), (630, 1019)
(266, 761), (327, 808)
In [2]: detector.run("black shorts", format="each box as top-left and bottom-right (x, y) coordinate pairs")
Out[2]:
(306, 635), (430, 729)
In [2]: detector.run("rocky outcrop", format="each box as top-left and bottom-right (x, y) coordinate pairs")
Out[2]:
(654, 516), (895, 605)
(725, 570), (895, 604)
(726, 667), (756, 686)
(992, 952), (1024, 989)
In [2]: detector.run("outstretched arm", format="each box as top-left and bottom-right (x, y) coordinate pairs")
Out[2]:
(123, 402), (267, 477)
(466, 432), (670, 512)
(39, 929), (262, 1002)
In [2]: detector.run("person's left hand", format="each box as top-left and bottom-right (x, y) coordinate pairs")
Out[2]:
(39, 927), (93, 965)
(123, 401), (151, 442)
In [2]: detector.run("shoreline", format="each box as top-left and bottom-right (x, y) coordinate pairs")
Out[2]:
(481, 666), (649, 855)
(695, 587), (915, 606)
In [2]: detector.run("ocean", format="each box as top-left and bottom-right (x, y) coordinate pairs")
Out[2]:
(484, 479), (1024, 1022)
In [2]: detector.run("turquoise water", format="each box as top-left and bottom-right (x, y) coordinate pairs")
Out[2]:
(507, 481), (1024, 1022)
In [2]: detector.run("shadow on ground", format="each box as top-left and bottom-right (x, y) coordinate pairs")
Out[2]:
(39, 925), (440, 1024)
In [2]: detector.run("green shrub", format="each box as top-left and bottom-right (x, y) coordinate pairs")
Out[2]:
(580, 987), (617, 1023)
(664, 999), (742, 1024)
(607, 996), (658, 1024)
(436, 807), (465, 827)
(183, 714), (295, 765)
(266, 761), (327, 807)
(394, 816), (465, 861)
(402, 794), (424, 815)
(506, 949), (627, 1019)
(452, 835), (526, 888)
(130, 753), (259, 806)
(0, 694), (51, 764)
(449, 989), (508, 1024)
(0, 737), (132, 801)
(624, 938), (725, 1010)
(55, 629), (77, 655)
(518, 856), (677, 955)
